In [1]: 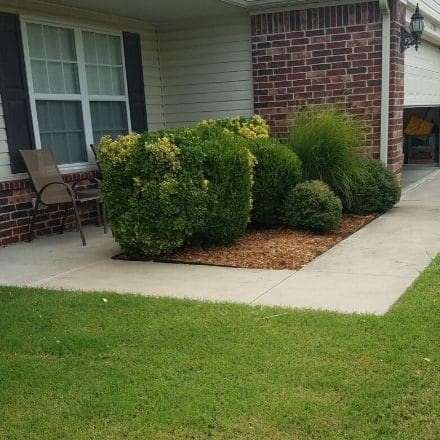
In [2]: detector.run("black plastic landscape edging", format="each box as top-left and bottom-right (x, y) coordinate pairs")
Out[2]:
(111, 212), (380, 270)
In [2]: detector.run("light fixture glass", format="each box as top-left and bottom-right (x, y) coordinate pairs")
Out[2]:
(410, 5), (425, 33)
(402, 4), (425, 52)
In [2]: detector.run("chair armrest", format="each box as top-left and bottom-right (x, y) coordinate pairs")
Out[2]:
(38, 181), (76, 200)
(72, 177), (101, 190)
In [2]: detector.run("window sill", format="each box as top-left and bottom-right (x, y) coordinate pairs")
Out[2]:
(59, 162), (99, 175)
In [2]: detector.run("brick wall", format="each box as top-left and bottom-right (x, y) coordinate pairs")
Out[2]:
(251, 0), (405, 171)
(0, 170), (100, 246)
(388, 0), (406, 174)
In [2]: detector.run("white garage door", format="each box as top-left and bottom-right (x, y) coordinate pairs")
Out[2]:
(405, 39), (440, 107)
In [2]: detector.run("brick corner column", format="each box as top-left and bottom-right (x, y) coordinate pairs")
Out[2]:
(387, 0), (406, 176)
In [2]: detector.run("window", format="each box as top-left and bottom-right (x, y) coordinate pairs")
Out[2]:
(22, 21), (131, 166)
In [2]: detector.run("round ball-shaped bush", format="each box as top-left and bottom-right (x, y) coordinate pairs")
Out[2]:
(98, 130), (209, 255)
(284, 180), (342, 232)
(247, 138), (301, 226)
(192, 126), (255, 245)
(347, 158), (401, 214)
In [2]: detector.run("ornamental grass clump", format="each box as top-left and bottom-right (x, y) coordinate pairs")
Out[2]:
(98, 130), (208, 255)
(247, 138), (301, 226)
(288, 106), (367, 207)
(284, 180), (342, 233)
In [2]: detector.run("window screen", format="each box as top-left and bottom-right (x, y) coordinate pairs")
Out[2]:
(37, 101), (87, 164)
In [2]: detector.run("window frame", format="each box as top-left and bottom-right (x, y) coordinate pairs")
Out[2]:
(20, 17), (132, 171)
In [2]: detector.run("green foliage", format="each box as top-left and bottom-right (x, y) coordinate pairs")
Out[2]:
(197, 114), (270, 139)
(247, 138), (302, 226)
(288, 106), (367, 206)
(284, 180), (342, 232)
(99, 131), (208, 255)
(99, 126), (255, 253)
(347, 158), (401, 214)
(192, 126), (255, 245)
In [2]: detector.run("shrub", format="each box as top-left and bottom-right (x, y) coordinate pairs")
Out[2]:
(347, 158), (401, 214)
(99, 130), (208, 255)
(284, 180), (342, 232)
(247, 138), (302, 226)
(288, 106), (367, 207)
(198, 114), (270, 139)
(192, 126), (255, 245)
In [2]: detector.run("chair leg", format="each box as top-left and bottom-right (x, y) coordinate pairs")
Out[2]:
(28, 196), (41, 243)
(102, 203), (108, 234)
(72, 201), (86, 246)
(96, 201), (102, 227)
(60, 205), (69, 234)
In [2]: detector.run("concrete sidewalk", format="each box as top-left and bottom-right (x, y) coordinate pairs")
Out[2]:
(1, 168), (439, 315)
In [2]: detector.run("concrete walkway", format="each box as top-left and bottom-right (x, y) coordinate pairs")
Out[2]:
(401, 164), (439, 187)
(1, 168), (439, 315)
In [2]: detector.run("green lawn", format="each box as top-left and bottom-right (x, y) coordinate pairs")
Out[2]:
(1, 259), (439, 439)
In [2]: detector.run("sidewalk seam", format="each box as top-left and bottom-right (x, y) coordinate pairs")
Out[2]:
(29, 260), (105, 286)
(249, 271), (298, 304)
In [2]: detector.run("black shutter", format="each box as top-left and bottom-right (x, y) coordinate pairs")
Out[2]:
(0, 12), (35, 173)
(123, 32), (147, 133)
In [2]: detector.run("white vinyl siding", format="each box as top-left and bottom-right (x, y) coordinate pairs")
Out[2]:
(405, 39), (440, 107)
(141, 28), (165, 130)
(159, 15), (253, 127)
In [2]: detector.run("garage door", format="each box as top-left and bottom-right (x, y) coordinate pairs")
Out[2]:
(405, 39), (440, 107)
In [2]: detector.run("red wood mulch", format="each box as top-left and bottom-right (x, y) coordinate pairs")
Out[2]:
(164, 214), (375, 270)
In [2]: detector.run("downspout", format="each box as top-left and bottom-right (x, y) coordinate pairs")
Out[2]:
(379, 0), (391, 165)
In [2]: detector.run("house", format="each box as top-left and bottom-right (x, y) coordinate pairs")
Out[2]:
(0, 0), (439, 246)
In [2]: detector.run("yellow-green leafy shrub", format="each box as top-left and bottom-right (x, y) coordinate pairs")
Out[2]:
(99, 126), (255, 253)
(198, 115), (269, 139)
(99, 130), (208, 255)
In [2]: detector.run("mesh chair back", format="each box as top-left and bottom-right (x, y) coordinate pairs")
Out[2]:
(19, 149), (70, 205)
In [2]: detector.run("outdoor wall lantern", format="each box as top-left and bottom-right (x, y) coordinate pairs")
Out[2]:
(401, 4), (425, 52)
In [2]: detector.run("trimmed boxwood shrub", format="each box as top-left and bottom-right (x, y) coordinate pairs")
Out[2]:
(247, 138), (301, 226)
(98, 130), (209, 255)
(193, 125), (255, 245)
(347, 158), (401, 214)
(284, 180), (342, 232)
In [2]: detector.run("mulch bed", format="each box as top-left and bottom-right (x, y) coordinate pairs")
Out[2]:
(114, 214), (375, 270)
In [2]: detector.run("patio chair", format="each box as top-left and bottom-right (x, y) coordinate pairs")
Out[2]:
(90, 144), (102, 179)
(19, 148), (107, 246)
(90, 143), (110, 235)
